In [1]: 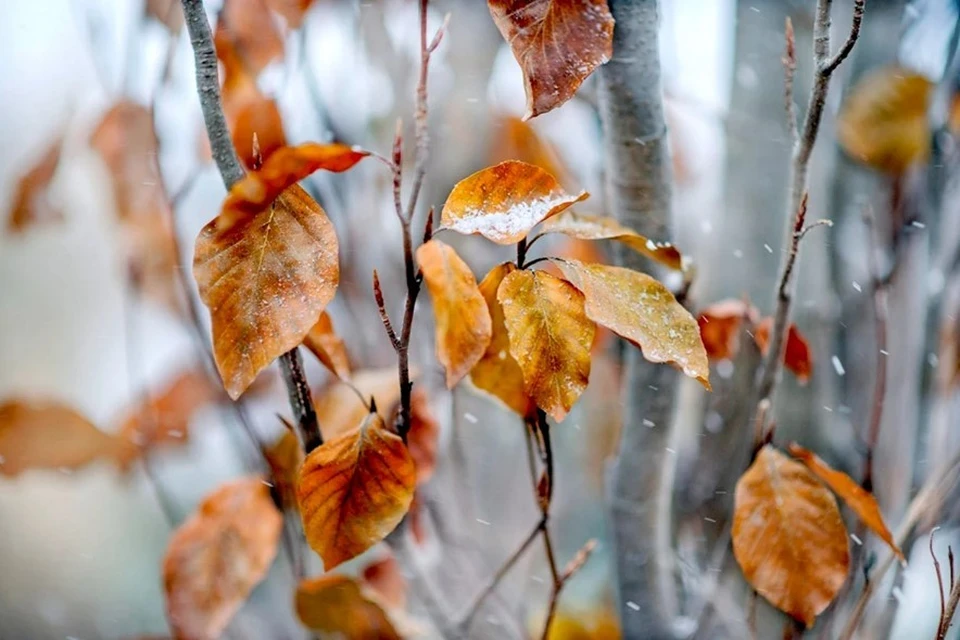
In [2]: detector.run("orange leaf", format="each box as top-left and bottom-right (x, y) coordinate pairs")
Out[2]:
(298, 412), (415, 569)
(6, 135), (63, 233)
(697, 299), (757, 361)
(145, 0), (183, 31)
(490, 114), (570, 186)
(416, 239), (492, 387)
(754, 317), (813, 383)
(788, 443), (904, 562)
(314, 367), (406, 442)
(837, 66), (932, 174)
(264, 428), (303, 510)
(498, 269), (594, 421)
(556, 260), (710, 389)
(163, 477), (283, 640)
(302, 311), (351, 379)
(542, 211), (685, 272)
(361, 555), (407, 611)
(265, 0), (315, 29)
(194, 153), (349, 397)
(470, 263), (536, 417)
(295, 574), (400, 639)
(440, 161), (588, 245)
(408, 388), (439, 486)
(217, 0), (284, 77)
(0, 401), (120, 477)
(488, 0), (614, 120)
(732, 445), (850, 627)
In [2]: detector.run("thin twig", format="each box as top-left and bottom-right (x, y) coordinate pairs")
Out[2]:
(821, 0), (866, 77)
(933, 528), (947, 632)
(942, 557), (960, 639)
(372, 270), (400, 350)
(783, 17), (798, 143)
(861, 206), (889, 492)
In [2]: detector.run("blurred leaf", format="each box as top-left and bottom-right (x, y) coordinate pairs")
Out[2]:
(440, 161), (588, 245)
(298, 412), (415, 569)
(163, 477), (283, 640)
(556, 260), (710, 388)
(754, 317), (813, 383)
(6, 134), (63, 233)
(145, 0), (183, 31)
(697, 299), (757, 361)
(544, 610), (620, 639)
(295, 574), (400, 639)
(470, 263), (536, 417)
(542, 211), (685, 271)
(361, 554), (407, 611)
(490, 114), (570, 186)
(408, 388), (439, 486)
(837, 66), (932, 174)
(217, 0), (284, 77)
(488, 0), (614, 120)
(416, 239), (492, 387)
(732, 445), (849, 627)
(498, 269), (594, 421)
(315, 368), (401, 442)
(788, 443), (904, 561)
(0, 401), (119, 477)
(302, 311), (351, 379)
(265, 0), (315, 29)
(264, 428), (302, 510)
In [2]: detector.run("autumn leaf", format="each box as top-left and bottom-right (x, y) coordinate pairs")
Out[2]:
(217, 0), (284, 77)
(470, 263), (535, 417)
(407, 388), (439, 486)
(0, 401), (120, 477)
(145, 0), (183, 31)
(490, 114), (570, 186)
(194, 144), (367, 399)
(295, 574), (400, 639)
(163, 477), (283, 640)
(754, 317), (813, 383)
(416, 239), (492, 387)
(837, 67), (933, 174)
(265, 0), (315, 29)
(788, 443), (904, 562)
(488, 0), (614, 120)
(264, 428), (302, 510)
(542, 211), (685, 272)
(440, 161), (588, 245)
(361, 555), (407, 611)
(556, 260), (710, 389)
(498, 269), (594, 421)
(314, 367), (415, 441)
(6, 134), (63, 233)
(302, 311), (351, 379)
(298, 412), (415, 569)
(732, 445), (850, 627)
(697, 299), (757, 361)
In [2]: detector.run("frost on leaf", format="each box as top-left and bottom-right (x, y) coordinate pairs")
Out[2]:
(732, 445), (850, 627)
(440, 161), (588, 245)
(488, 0), (615, 120)
(298, 412), (415, 570)
(556, 260), (710, 389)
(295, 574), (400, 639)
(416, 239), (492, 387)
(163, 477), (282, 640)
(498, 269), (594, 421)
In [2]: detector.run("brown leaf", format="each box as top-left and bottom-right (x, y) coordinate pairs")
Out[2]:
(488, 0), (614, 120)
(145, 0), (184, 31)
(6, 135), (63, 233)
(408, 388), (439, 486)
(732, 445), (850, 627)
(416, 239), (492, 387)
(314, 367), (403, 442)
(302, 311), (351, 379)
(194, 144), (366, 399)
(697, 299), (757, 361)
(556, 260), (710, 388)
(837, 66), (932, 174)
(0, 401), (120, 477)
(115, 370), (219, 471)
(217, 0), (284, 77)
(440, 161), (588, 245)
(470, 263), (536, 417)
(490, 114), (570, 186)
(298, 412), (415, 569)
(295, 574), (400, 639)
(163, 477), (283, 640)
(498, 269), (594, 421)
(542, 211), (685, 272)
(788, 443), (904, 562)
(361, 555), (407, 611)
(754, 317), (813, 383)
(265, 0), (315, 29)
(264, 429), (303, 510)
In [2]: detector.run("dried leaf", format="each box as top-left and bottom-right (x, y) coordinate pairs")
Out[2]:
(837, 67), (933, 174)
(754, 317), (813, 383)
(542, 211), (685, 271)
(556, 260), (710, 388)
(498, 269), (594, 421)
(264, 429), (302, 509)
(314, 368), (402, 442)
(298, 412), (415, 569)
(416, 239), (492, 387)
(697, 299), (757, 361)
(6, 135), (63, 233)
(145, 0), (184, 31)
(361, 555), (407, 611)
(470, 263), (536, 417)
(488, 0), (614, 120)
(163, 477), (283, 640)
(295, 574), (400, 639)
(788, 443), (904, 561)
(0, 401), (120, 477)
(490, 114), (569, 186)
(217, 0), (284, 77)
(440, 161), (588, 245)
(302, 311), (351, 379)
(265, 0), (315, 29)
(408, 388), (439, 486)
(732, 445), (850, 627)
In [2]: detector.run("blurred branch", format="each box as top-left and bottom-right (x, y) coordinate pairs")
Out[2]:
(861, 206), (889, 493)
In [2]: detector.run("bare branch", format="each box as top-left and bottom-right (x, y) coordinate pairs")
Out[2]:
(822, 0), (866, 77)
(861, 206), (889, 492)
(372, 270), (400, 351)
(933, 528), (947, 632)
(783, 17), (798, 143)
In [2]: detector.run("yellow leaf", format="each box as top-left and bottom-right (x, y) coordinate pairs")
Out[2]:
(498, 269), (594, 421)
(295, 574), (400, 639)
(314, 368), (402, 442)
(302, 311), (351, 379)
(732, 445), (850, 627)
(298, 412), (415, 569)
(416, 239), (492, 387)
